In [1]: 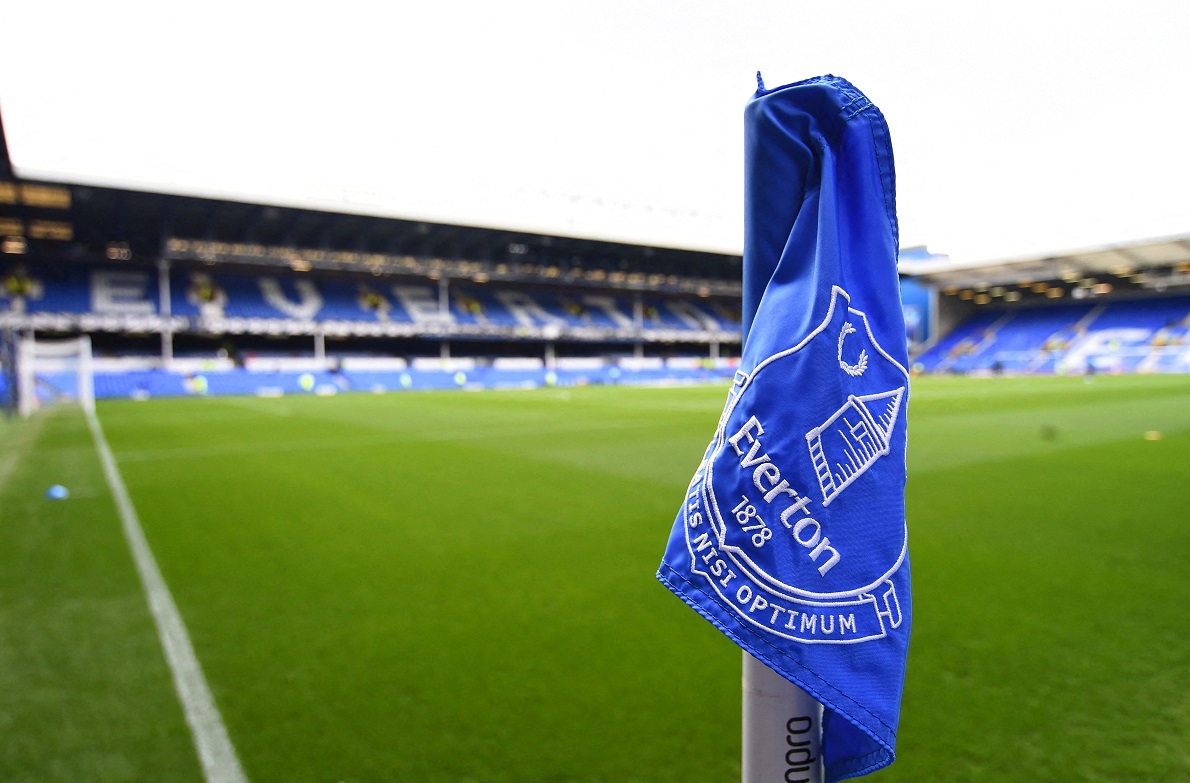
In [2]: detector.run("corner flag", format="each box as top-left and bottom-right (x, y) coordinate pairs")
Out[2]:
(657, 75), (910, 781)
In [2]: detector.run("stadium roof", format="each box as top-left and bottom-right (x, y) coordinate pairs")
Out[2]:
(0, 112), (11, 181)
(0, 104), (741, 297)
(900, 233), (1190, 298)
(0, 182), (745, 299)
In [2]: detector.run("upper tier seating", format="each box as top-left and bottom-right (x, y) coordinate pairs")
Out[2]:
(0, 262), (739, 337)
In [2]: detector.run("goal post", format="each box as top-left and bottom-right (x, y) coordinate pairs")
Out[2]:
(16, 334), (95, 418)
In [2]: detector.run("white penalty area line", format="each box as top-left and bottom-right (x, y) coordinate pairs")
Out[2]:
(86, 411), (249, 783)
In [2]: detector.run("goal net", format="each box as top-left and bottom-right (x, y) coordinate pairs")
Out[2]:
(16, 335), (95, 418)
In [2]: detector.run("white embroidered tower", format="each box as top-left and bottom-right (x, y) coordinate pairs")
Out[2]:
(805, 387), (904, 506)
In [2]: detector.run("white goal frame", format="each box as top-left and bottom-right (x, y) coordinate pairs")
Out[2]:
(16, 335), (95, 418)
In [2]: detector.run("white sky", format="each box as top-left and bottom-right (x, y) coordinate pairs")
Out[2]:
(1, 1), (1187, 262)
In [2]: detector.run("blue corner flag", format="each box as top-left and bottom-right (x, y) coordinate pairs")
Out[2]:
(657, 75), (910, 782)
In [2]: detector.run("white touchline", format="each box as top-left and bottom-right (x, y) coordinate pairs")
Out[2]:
(86, 411), (249, 783)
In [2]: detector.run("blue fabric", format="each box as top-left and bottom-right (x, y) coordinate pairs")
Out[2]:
(657, 75), (910, 781)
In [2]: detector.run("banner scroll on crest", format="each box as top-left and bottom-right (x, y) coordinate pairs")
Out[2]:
(657, 75), (911, 782)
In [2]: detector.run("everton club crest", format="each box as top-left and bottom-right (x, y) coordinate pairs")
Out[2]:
(678, 286), (908, 644)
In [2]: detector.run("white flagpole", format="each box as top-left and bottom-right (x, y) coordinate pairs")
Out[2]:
(742, 651), (823, 783)
(738, 72), (823, 782)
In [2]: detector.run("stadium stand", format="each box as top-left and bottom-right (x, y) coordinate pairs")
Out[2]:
(0, 100), (746, 412)
(1, 253), (743, 402)
(0, 100), (745, 407)
(901, 233), (1190, 376)
(3, 98), (1188, 411)
(914, 295), (1190, 375)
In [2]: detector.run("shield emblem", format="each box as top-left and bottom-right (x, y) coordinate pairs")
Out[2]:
(683, 286), (908, 642)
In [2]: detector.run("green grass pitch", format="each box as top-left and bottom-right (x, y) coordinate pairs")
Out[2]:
(1, 375), (1188, 782)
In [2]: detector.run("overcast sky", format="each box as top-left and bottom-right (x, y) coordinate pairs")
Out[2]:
(1, 1), (1187, 262)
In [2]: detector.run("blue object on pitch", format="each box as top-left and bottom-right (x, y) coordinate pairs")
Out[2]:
(46, 484), (69, 500)
(657, 75), (910, 781)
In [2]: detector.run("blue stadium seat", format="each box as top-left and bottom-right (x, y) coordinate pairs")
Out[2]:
(917, 296), (1190, 375)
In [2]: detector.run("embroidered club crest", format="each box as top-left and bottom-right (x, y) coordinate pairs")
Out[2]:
(673, 286), (907, 645)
